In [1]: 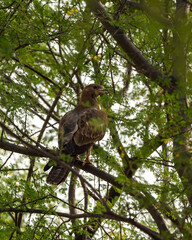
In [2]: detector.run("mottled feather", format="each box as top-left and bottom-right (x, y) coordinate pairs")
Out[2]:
(74, 108), (107, 146)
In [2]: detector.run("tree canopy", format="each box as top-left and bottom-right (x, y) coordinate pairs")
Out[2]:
(0, 0), (192, 239)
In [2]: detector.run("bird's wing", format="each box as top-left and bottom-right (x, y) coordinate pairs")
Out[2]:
(58, 110), (78, 150)
(74, 108), (107, 146)
(45, 110), (78, 185)
(44, 110), (78, 172)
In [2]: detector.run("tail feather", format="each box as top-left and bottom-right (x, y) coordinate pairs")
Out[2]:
(44, 154), (77, 185)
(44, 160), (54, 171)
(46, 166), (70, 185)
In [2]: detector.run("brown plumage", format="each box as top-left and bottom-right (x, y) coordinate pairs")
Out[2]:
(44, 84), (108, 185)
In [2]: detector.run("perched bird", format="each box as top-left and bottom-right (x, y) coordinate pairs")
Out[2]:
(44, 84), (108, 185)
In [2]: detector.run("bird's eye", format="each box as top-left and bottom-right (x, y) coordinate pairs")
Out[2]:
(93, 85), (98, 89)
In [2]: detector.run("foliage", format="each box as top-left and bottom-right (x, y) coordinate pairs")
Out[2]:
(0, 0), (192, 239)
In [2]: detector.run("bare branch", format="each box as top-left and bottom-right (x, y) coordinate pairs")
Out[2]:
(12, 57), (59, 87)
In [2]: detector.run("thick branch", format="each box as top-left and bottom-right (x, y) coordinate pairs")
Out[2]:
(85, 0), (170, 89)
(0, 207), (162, 240)
(0, 138), (122, 189)
(0, 141), (45, 157)
(0, 131), (178, 238)
(0, 138), (173, 237)
(172, 0), (192, 206)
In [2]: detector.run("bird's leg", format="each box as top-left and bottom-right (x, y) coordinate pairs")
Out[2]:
(82, 146), (94, 166)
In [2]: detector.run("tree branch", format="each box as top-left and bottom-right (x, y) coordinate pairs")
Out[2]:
(37, 90), (62, 143)
(85, 0), (171, 90)
(0, 207), (162, 240)
(0, 131), (177, 238)
(12, 57), (59, 87)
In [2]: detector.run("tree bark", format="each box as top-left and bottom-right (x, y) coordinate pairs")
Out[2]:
(172, 0), (192, 205)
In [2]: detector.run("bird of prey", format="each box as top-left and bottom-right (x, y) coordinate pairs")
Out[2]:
(44, 84), (108, 185)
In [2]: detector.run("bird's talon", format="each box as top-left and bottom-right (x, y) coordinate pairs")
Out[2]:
(82, 160), (94, 166)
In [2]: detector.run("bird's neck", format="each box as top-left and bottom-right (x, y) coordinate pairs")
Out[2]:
(78, 94), (100, 109)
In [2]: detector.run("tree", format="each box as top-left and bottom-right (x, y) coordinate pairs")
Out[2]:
(0, 0), (192, 239)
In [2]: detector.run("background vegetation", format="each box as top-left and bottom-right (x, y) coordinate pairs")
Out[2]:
(0, 0), (192, 239)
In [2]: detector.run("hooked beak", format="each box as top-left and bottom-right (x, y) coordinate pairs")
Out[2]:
(98, 86), (109, 95)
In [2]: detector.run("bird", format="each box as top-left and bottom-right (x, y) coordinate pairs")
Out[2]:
(44, 84), (108, 185)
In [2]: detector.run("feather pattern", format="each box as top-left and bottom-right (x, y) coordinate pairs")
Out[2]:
(74, 108), (107, 146)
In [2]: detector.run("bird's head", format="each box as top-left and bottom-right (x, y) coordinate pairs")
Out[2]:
(83, 84), (108, 97)
(80, 84), (108, 108)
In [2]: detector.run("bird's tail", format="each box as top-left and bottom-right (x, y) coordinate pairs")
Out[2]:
(44, 158), (75, 185)
(46, 166), (70, 185)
